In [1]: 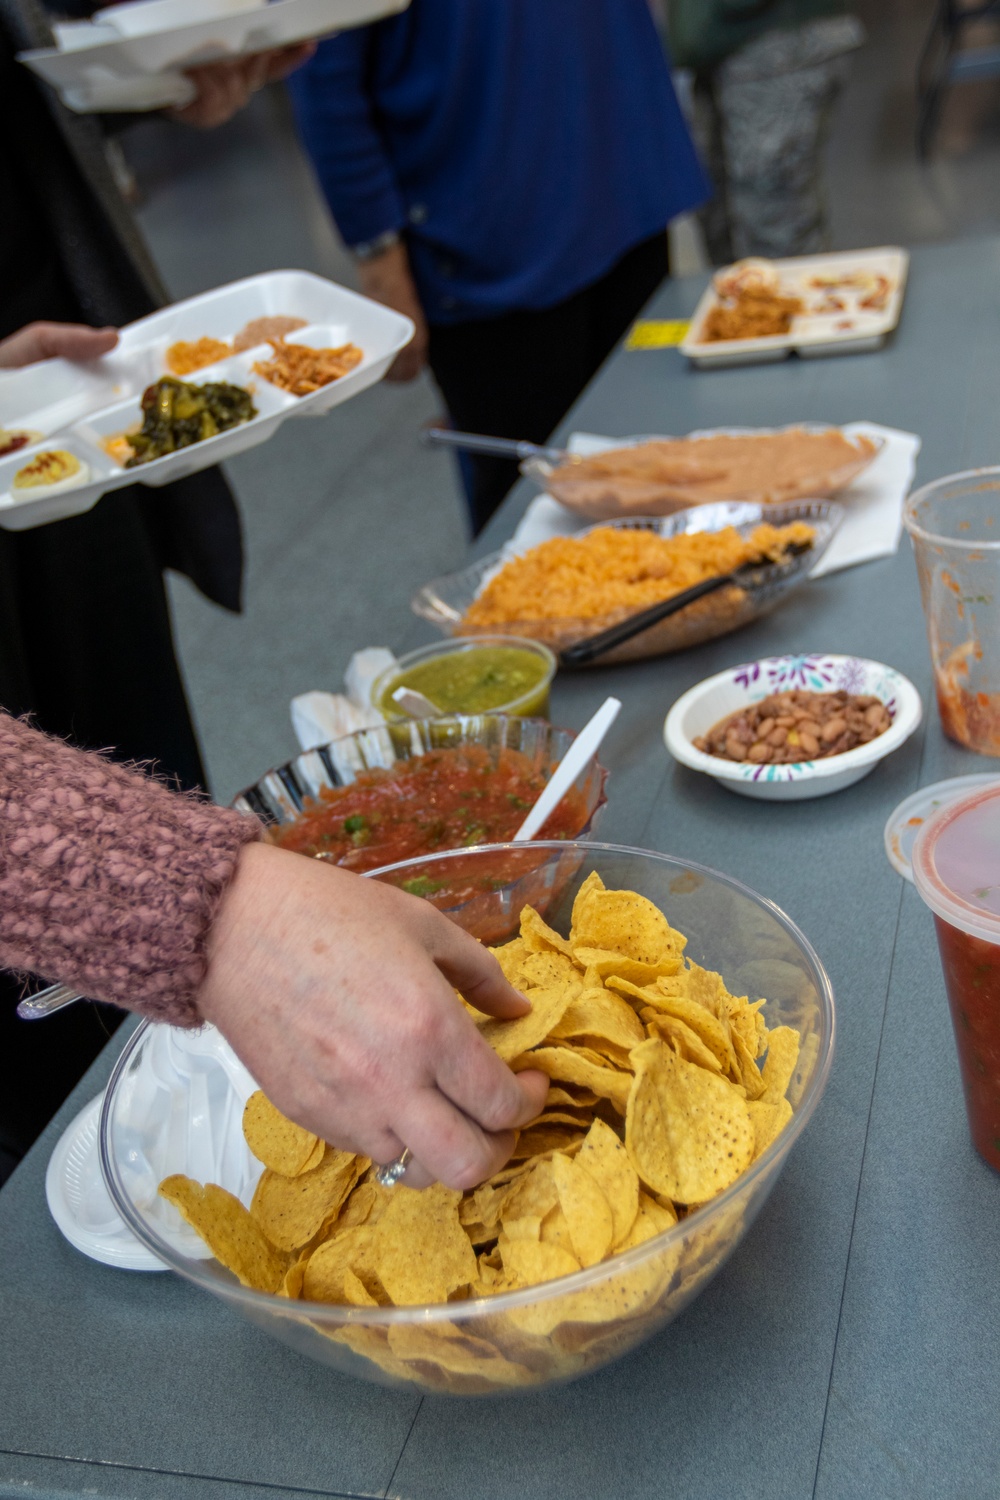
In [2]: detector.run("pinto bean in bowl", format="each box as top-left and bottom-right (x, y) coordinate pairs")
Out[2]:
(694, 689), (893, 766)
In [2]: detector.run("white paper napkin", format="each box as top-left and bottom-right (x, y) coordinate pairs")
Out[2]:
(290, 647), (396, 752)
(508, 423), (921, 578)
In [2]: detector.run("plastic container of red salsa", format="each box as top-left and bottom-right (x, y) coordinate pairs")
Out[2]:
(913, 783), (1000, 1171)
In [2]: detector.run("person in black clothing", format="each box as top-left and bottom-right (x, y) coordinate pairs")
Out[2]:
(0, 0), (309, 1180)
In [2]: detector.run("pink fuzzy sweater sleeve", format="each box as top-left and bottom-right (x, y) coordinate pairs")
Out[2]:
(0, 714), (262, 1027)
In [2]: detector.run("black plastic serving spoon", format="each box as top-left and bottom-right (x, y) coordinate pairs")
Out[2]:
(558, 540), (815, 669)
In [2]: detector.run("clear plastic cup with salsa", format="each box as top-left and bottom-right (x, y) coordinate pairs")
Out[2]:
(913, 782), (1000, 1170)
(374, 636), (555, 721)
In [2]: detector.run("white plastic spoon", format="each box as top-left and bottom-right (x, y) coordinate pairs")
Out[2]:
(513, 696), (621, 842)
(392, 685), (441, 717)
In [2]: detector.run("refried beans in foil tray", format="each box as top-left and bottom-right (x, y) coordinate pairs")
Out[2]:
(536, 427), (878, 520)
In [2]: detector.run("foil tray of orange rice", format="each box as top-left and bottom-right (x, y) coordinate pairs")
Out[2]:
(411, 504), (842, 665)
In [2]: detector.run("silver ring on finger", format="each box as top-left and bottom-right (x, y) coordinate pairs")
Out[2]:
(375, 1147), (412, 1188)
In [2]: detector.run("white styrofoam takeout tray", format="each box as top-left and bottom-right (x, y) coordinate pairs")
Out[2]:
(20, 0), (409, 113)
(0, 270), (414, 530)
(680, 248), (909, 368)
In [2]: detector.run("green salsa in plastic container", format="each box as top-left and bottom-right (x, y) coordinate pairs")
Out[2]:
(375, 636), (556, 721)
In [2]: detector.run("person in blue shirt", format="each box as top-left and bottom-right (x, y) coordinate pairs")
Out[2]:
(289, 0), (709, 533)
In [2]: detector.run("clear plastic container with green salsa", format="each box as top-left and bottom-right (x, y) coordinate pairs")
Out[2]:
(374, 636), (556, 721)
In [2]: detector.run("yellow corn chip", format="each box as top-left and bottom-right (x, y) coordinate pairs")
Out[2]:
(571, 888), (686, 967)
(539, 1202), (576, 1257)
(251, 1147), (359, 1252)
(520, 904), (574, 956)
(387, 1321), (534, 1386)
(550, 989), (645, 1050)
(510, 1124), (586, 1160)
(571, 947), (683, 985)
(500, 1235), (581, 1289)
(575, 1118), (639, 1248)
(478, 984), (576, 1062)
(343, 1267), (379, 1306)
(746, 1095), (793, 1158)
(762, 1025), (801, 1102)
(625, 1039), (754, 1204)
(570, 870), (605, 930)
(302, 1225), (378, 1303)
(730, 1027), (767, 1100)
(551, 1153), (613, 1266)
(500, 1158), (559, 1221)
(641, 1008), (724, 1073)
(159, 1176), (286, 1293)
(242, 1091), (321, 1177)
(622, 1191), (678, 1245)
(545, 1085), (601, 1110)
(372, 1184), (476, 1305)
(517, 1047), (632, 1113)
(491, 935), (531, 986)
(518, 950), (583, 994)
(612, 976), (736, 1071)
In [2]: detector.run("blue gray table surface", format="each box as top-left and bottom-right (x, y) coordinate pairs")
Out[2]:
(3, 236), (1000, 1499)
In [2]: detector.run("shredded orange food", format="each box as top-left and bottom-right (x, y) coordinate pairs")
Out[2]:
(165, 337), (232, 375)
(463, 522), (815, 627)
(252, 338), (363, 396)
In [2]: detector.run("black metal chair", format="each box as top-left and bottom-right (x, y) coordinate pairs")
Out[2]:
(917, 0), (1000, 157)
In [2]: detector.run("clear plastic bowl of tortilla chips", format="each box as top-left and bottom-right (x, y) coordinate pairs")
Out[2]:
(99, 842), (834, 1396)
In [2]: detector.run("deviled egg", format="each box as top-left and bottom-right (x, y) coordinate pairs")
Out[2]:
(11, 449), (90, 495)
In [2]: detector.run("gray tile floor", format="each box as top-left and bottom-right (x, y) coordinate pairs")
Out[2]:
(120, 0), (1000, 799)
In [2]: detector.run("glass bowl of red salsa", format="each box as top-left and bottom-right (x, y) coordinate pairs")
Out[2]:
(913, 782), (1000, 1172)
(231, 715), (607, 930)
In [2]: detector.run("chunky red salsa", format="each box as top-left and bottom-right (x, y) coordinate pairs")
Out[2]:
(933, 915), (1000, 1171)
(271, 745), (586, 900)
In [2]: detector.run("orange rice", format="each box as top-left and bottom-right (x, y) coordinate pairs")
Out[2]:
(463, 522), (815, 627)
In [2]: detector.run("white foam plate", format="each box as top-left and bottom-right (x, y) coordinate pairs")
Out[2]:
(46, 1095), (166, 1270)
(0, 270), (413, 530)
(47, 1025), (261, 1270)
(680, 248), (909, 368)
(20, 0), (410, 112)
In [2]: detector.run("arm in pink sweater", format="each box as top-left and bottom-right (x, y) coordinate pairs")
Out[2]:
(0, 714), (261, 1027)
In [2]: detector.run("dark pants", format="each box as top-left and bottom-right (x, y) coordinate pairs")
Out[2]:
(0, 488), (208, 1187)
(427, 232), (669, 536)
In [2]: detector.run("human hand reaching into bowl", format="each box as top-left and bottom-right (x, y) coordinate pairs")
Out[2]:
(196, 844), (548, 1191)
(0, 713), (546, 1192)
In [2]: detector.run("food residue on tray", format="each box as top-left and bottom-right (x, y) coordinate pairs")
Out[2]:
(11, 448), (89, 495)
(694, 688), (892, 765)
(699, 257), (897, 344)
(165, 337), (232, 376)
(702, 286), (804, 342)
(123, 376), (256, 466)
(0, 426), (43, 458)
(232, 315), (308, 352)
(463, 522), (814, 628)
(157, 870), (801, 1389)
(252, 338), (363, 396)
(542, 428), (878, 516)
(101, 427), (141, 466)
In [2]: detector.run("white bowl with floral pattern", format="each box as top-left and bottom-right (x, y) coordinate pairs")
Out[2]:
(664, 653), (923, 800)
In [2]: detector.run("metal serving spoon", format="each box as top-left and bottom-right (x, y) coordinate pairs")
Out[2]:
(424, 427), (571, 465)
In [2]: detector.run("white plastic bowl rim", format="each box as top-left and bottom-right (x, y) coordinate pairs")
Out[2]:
(665, 653), (923, 788)
(99, 839), (835, 1328)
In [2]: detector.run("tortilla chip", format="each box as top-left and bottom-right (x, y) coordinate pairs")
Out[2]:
(625, 1039), (754, 1204)
(159, 1176), (285, 1293)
